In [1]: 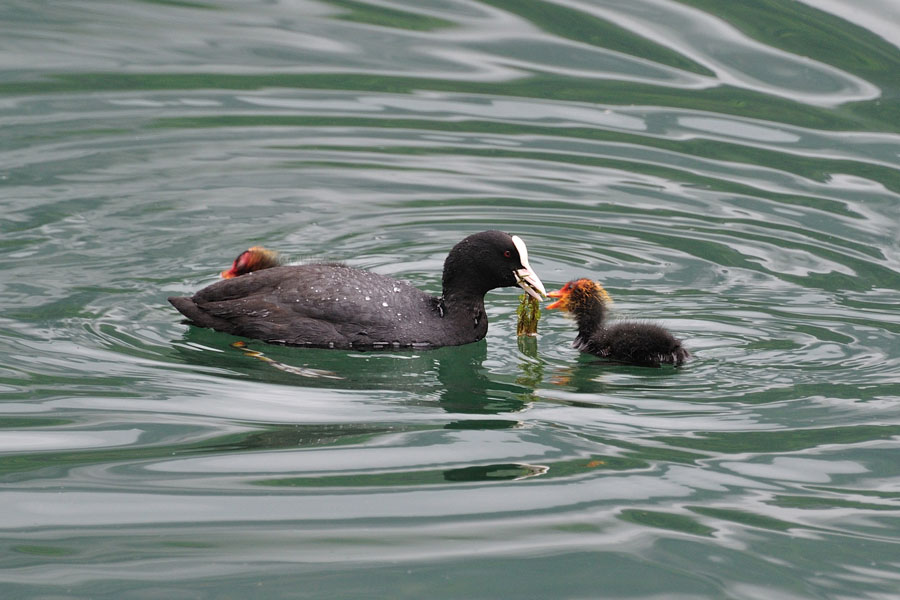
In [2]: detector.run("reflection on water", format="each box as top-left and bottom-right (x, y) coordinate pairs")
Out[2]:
(1, 0), (899, 598)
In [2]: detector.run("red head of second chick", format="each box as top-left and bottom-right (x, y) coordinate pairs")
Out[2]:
(547, 278), (689, 367)
(221, 246), (282, 279)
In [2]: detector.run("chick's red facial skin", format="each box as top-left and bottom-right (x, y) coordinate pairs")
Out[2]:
(545, 281), (573, 310)
(220, 251), (250, 279)
(220, 247), (280, 279)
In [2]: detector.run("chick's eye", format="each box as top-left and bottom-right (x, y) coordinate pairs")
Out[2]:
(503, 250), (512, 258)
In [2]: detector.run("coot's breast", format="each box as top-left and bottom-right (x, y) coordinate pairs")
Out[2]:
(189, 264), (443, 348)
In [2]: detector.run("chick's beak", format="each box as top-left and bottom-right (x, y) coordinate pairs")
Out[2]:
(545, 288), (566, 309)
(221, 266), (238, 279)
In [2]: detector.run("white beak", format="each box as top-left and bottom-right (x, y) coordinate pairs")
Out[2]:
(511, 235), (547, 300)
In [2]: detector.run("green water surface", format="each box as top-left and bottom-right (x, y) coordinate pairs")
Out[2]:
(1, 1), (899, 598)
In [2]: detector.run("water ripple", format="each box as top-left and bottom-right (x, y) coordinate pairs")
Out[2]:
(2, 0), (900, 598)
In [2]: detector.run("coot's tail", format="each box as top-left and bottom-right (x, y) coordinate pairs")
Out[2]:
(168, 296), (230, 330)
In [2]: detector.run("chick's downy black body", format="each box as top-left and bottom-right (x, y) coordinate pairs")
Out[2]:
(168, 230), (546, 350)
(547, 279), (689, 367)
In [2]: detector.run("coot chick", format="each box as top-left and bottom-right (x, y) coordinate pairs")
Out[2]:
(221, 246), (282, 278)
(546, 278), (689, 367)
(169, 230), (546, 349)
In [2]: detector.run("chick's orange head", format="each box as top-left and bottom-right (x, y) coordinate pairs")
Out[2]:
(546, 279), (611, 310)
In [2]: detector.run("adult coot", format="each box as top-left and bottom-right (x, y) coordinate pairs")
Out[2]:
(221, 246), (283, 279)
(546, 278), (689, 367)
(169, 230), (546, 349)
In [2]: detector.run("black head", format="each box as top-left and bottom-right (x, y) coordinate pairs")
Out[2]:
(441, 230), (545, 300)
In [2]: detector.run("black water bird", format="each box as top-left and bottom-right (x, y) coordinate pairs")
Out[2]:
(169, 230), (546, 350)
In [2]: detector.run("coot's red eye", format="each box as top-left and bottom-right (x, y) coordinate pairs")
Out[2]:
(503, 250), (512, 258)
